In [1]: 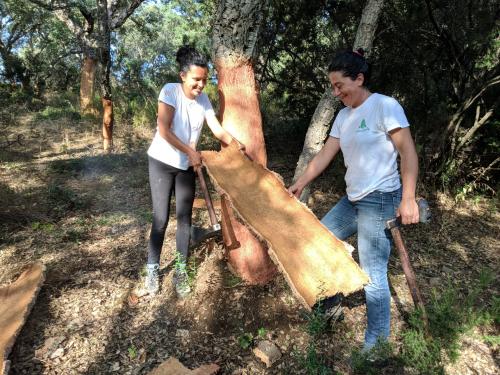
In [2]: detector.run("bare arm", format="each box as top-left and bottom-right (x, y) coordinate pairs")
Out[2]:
(205, 112), (247, 150)
(288, 136), (341, 198)
(390, 127), (419, 224)
(157, 101), (201, 167)
(205, 112), (233, 145)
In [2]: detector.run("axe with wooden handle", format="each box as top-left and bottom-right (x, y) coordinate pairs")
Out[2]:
(386, 198), (431, 333)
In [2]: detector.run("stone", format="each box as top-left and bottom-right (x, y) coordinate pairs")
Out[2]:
(252, 340), (282, 368)
(50, 347), (64, 359)
(147, 357), (219, 375)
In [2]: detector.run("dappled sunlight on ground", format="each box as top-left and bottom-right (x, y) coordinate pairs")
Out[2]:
(0, 113), (498, 374)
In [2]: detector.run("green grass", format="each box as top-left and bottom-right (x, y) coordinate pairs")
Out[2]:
(31, 221), (56, 233)
(237, 327), (267, 349)
(305, 302), (329, 338)
(295, 343), (336, 375)
(397, 268), (497, 374)
(350, 340), (396, 375)
(36, 106), (81, 121)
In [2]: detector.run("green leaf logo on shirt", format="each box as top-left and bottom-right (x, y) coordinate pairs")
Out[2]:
(357, 119), (368, 132)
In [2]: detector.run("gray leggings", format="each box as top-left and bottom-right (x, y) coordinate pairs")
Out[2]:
(147, 156), (195, 264)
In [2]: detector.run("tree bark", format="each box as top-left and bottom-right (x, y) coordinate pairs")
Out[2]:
(292, 0), (385, 203)
(97, 0), (113, 151)
(79, 54), (98, 114)
(102, 98), (114, 151)
(213, 0), (277, 284)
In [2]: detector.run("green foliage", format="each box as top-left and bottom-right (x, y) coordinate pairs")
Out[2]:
(398, 269), (497, 374)
(36, 106), (81, 121)
(186, 257), (198, 288)
(305, 303), (329, 338)
(351, 340), (395, 375)
(375, 0), (499, 193)
(295, 343), (334, 375)
(237, 327), (268, 349)
(31, 221), (55, 233)
(237, 332), (254, 349)
(400, 330), (444, 375)
(127, 344), (137, 360)
(258, 0), (361, 118)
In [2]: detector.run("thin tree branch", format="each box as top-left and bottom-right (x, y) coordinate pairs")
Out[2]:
(455, 106), (494, 152)
(110, 0), (145, 30)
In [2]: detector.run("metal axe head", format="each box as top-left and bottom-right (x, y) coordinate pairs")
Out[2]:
(386, 198), (431, 229)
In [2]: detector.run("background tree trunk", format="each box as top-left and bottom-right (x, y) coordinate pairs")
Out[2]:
(213, 0), (277, 284)
(79, 54), (98, 115)
(291, 0), (385, 203)
(97, 0), (113, 151)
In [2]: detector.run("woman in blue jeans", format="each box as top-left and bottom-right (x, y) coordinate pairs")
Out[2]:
(289, 49), (419, 351)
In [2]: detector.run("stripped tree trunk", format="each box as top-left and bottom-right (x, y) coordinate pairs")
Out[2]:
(97, 0), (114, 151)
(213, 0), (277, 284)
(79, 54), (98, 115)
(292, 0), (385, 203)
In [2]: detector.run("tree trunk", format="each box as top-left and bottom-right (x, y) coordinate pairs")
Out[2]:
(102, 98), (114, 151)
(213, 0), (276, 284)
(97, 0), (113, 151)
(292, 0), (385, 203)
(79, 55), (98, 115)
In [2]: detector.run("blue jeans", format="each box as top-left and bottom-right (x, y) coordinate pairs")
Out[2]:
(321, 189), (401, 349)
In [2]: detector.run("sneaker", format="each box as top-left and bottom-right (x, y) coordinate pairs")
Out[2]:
(173, 262), (191, 299)
(145, 263), (160, 295)
(314, 294), (344, 324)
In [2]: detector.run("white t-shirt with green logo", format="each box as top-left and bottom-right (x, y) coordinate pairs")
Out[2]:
(147, 83), (215, 170)
(330, 93), (409, 201)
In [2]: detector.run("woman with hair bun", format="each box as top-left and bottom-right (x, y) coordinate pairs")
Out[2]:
(289, 49), (419, 353)
(145, 45), (238, 298)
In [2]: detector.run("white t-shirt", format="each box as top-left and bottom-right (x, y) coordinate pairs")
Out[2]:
(329, 93), (410, 201)
(147, 83), (215, 170)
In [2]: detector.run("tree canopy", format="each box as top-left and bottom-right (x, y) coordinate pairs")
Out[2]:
(0, 0), (498, 194)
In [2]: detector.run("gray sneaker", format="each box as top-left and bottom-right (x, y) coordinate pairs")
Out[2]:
(173, 263), (191, 299)
(145, 263), (160, 295)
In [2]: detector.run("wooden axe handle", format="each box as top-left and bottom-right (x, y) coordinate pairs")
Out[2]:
(389, 225), (430, 335)
(195, 166), (220, 230)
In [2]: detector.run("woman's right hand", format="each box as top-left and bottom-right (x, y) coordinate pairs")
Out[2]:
(288, 181), (305, 198)
(188, 149), (202, 167)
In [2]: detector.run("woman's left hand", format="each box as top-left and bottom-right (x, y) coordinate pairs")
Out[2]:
(234, 138), (245, 151)
(396, 197), (420, 225)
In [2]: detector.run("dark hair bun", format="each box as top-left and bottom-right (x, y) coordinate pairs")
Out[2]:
(175, 45), (208, 72)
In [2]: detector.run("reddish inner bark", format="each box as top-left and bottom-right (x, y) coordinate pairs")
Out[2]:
(215, 60), (276, 284)
(102, 98), (114, 150)
(216, 62), (267, 166)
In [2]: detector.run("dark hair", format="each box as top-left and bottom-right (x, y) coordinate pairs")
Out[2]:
(328, 48), (370, 85)
(176, 45), (208, 72)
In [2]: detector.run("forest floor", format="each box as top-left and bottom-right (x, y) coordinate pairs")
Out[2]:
(0, 109), (499, 375)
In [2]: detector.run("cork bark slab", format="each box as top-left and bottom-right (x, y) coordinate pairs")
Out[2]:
(0, 263), (46, 375)
(147, 357), (219, 375)
(201, 142), (369, 308)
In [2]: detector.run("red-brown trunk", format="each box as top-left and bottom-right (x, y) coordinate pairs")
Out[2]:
(102, 98), (114, 151)
(80, 57), (97, 114)
(216, 61), (276, 284)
